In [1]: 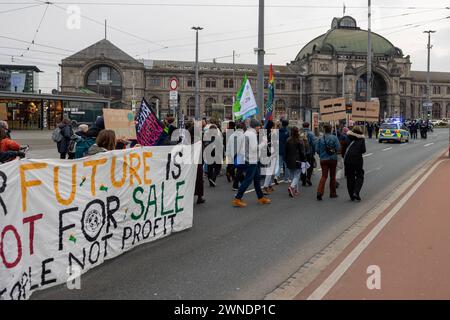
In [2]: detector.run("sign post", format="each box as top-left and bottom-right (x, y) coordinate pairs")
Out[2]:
(169, 77), (179, 122)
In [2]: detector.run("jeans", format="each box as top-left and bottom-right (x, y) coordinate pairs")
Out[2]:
(233, 165), (245, 189)
(317, 160), (338, 196)
(275, 154), (289, 180)
(289, 168), (301, 190)
(235, 164), (264, 200)
(263, 157), (277, 188)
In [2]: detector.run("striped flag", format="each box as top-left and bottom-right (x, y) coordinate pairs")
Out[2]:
(265, 64), (275, 127)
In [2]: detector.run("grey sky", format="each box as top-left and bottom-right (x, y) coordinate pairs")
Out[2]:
(1, 0), (449, 92)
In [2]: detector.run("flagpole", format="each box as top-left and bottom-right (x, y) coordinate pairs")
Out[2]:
(256, 0), (265, 121)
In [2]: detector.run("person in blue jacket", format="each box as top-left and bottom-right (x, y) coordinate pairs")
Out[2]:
(315, 123), (340, 201)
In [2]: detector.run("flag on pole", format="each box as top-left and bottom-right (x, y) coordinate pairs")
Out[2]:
(136, 98), (169, 146)
(265, 64), (275, 127)
(233, 75), (258, 120)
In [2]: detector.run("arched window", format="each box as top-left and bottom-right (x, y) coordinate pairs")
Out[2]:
(432, 103), (441, 120)
(187, 97), (195, 117)
(85, 65), (122, 107)
(223, 97), (233, 120)
(205, 97), (216, 117)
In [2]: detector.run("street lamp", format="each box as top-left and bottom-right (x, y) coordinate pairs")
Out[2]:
(423, 30), (436, 121)
(192, 26), (203, 120)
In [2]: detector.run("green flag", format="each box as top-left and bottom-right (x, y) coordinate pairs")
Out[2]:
(233, 74), (248, 120)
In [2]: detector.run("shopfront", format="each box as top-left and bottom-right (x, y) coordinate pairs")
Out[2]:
(0, 92), (110, 130)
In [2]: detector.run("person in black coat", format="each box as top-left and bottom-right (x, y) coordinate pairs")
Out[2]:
(57, 118), (74, 159)
(344, 126), (366, 201)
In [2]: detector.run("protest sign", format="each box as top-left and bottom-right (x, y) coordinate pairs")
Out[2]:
(351, 101), (380, 122)
(319, 97), (346, 122)
(0, 144), (200, 300)
(103, 109), (137, 139)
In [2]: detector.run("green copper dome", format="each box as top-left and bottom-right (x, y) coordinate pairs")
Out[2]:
(295, 16), (403, 61)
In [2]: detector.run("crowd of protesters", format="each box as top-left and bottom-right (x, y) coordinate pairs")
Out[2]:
(177, 116), (368, 207)
(2, 113), (368, 206)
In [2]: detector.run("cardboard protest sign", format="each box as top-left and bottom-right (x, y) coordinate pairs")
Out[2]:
(0, 144), (200, 300)
(319, 98), (346, 122)
(351, 101), (380, 122)
(103, 109), (137, 139)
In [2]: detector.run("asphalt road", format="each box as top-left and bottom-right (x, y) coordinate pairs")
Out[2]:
(32, 128), (448, 300)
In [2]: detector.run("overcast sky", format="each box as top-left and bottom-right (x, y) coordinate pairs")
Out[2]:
(1, 0), (449, 92)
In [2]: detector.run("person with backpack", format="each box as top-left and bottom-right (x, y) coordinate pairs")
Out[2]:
(300, 122), (316, 187)
(344, 126), (366, 201)
(285, 126), (306, 198)
(53, 118), (74, 159)
(315, 123), (340, 201)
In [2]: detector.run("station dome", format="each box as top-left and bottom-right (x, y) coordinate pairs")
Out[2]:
(295, 16), (403, 61)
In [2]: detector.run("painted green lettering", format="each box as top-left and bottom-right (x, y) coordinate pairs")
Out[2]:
(131, 187), (145, 220)
(175, 180), (185, 214)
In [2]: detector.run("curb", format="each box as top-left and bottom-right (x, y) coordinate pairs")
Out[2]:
(265, 148), (448, 300)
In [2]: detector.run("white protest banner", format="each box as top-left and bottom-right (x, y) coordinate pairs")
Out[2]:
(0, 144), (200, 300)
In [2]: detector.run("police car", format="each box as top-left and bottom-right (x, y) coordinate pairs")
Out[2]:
(378, 122), (410, 143)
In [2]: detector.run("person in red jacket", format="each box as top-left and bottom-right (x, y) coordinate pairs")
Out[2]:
(0, 127), (21, 152)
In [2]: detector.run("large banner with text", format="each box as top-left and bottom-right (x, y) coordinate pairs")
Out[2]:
(0, 144), (200, 300)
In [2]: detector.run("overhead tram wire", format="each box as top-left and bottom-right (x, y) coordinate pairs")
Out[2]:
(133, 7), (449, 58)
(165, 11), (450, 60)
(32, 0), (168, 50)
(0, 3), (44, 14)
(0, 35), (75, 53)
(5, 2), (449, 10)
(16, 2), (50, 60)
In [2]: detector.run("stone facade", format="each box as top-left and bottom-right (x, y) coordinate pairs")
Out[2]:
(61, 18), (450, 122)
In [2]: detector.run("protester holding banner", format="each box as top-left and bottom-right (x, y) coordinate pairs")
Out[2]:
(0, 127), (21, 152)
(188, 121), (205, 204)
(205, 124), (223, 187)
(87, 129), (117, 155)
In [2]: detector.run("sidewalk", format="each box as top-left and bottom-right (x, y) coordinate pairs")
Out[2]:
(296, 153), (450, 300)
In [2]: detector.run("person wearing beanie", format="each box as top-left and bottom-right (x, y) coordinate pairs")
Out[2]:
(344, 126), (366, 201)
(232, 118), (271, 208)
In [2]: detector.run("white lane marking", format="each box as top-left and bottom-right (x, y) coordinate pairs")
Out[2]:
(424, 143), (434, 147)
(382, 147), (392, 151)
(363, 153), (373, 158)
(307, 159), (445, 300)
(244, 189), (255, 194)
(366, 167), (382, 174)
